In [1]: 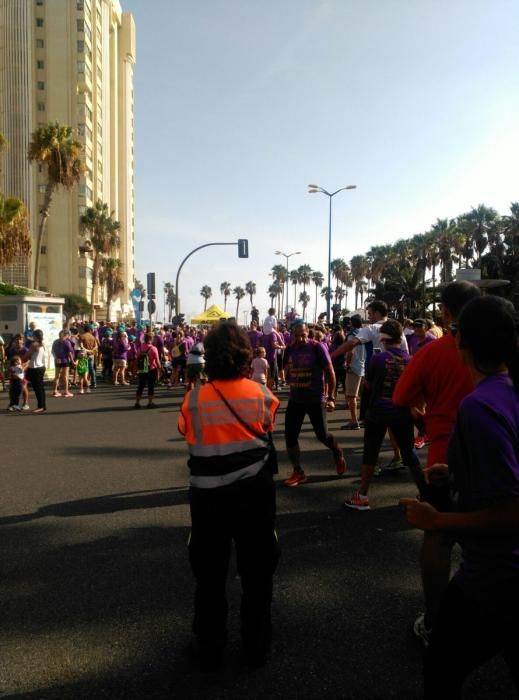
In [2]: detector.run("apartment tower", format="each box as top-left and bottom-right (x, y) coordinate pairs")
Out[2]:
(0, 0), (135, 318)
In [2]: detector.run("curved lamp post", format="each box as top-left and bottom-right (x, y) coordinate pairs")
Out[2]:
(308, 184), (356, 322)
(275, 249), (301, 317)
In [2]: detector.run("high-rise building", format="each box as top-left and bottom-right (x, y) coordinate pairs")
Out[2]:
(0, 0), (135, 319)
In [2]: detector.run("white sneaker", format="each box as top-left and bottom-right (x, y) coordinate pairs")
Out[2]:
(413, 612), (432, 648)
(21, 404), (30, 411)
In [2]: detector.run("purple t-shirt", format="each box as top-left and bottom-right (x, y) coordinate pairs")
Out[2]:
(53, 338), (74, 363)
(408, 332), (436, 355)
(286, 340), (331, 404)
(366, 347), (411, 411)
(261, 331), (282, 364)
(112, 339), (129, 360)
(248, 329), (263, 350)
(448, 374), (519, 610)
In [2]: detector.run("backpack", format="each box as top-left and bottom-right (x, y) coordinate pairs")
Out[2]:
(137, 349), (150, 373)
(77, 357), (89, 375)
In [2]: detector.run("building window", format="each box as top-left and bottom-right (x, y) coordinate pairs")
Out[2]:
(36, 18), (44, 27)
(79, 206), (87, 215)
(37, 81), (44, 90)
(40, 246), (47, 255)
(77, 19), (84, 32)
(36, 0), (44, 5)
(38, 184), (46, 193)
(36, 59), (44, 69)
(77, 40), (84, 53)
(77, 0), (84, 9)
(79, 184), (93, 199)
(37, 102), (45, 112)
(36, 39), (44, 48)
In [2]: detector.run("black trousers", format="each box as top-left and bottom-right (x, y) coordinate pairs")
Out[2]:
(9, 380), (22, 406)
(424, 579), (519, 699)
(136, 369), (157, 398)
(188, 469), (279, 659)
(26, 367), (46, 409)
(284, 400), (337, 451)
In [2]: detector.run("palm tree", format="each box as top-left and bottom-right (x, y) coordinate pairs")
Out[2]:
(80, 200), (120, 315)
(271, 264), (287, 316)
(268, 283), (280, 307)
(220, 281), (231, 311)
(298, 291), (311, 320)
(245, 280), (256, 307)
(503, 202), (519, 254)
(311, 270), (324, 322)
(320, 286), (333, 307)
(100, 257), (124, 321)
(163, 282), (176, 322)
(0, 134), (31, 276)
(297, 264), (312, 294)
(28, 122), (85, 289)
(350, 255), (369, 309)
(290, 268), (300, 309)
(200, 284), (212, 311)
(0, 194), (31, 269)
(233, 285), (245, 319)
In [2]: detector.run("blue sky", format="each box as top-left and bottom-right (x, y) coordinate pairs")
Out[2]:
(123, 0), (519, 322)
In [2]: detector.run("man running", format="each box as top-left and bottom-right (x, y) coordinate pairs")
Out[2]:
(283, 321), (346, 486)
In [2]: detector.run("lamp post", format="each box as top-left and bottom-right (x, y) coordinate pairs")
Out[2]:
(275, 250), (301, 317)
(308, 184), (356, 322)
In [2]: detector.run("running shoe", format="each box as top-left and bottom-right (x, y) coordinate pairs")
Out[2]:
(8, 405), (20, 412)
(344, 492), (370, 511)
(284, 470), (307, 487)
(21, 404), (30, 411)
(80, 389), (84, 394)
(414, 436), (426, 450)
(375, 458), (405, 476)
(64, 392), (74, 398)
(413, 612), (432, 648)
(341, 422), (361, 430)
(335, 449), (347, 476)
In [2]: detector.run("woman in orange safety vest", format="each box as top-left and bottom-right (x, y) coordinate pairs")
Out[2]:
(178, 320), (280, 671)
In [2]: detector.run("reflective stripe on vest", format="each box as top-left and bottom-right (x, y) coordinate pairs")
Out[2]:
(187, 384), (269, 457)
(190, 457), (266, 488)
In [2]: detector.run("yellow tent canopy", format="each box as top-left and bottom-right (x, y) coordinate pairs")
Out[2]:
(190, 304), (231, 324)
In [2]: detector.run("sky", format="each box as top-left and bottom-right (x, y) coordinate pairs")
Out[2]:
(123, 0), (519, 323)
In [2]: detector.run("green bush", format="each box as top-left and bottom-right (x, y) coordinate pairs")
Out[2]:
(0, 282), (30, 296)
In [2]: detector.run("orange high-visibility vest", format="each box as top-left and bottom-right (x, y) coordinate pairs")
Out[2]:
(179, 378), (279, 488)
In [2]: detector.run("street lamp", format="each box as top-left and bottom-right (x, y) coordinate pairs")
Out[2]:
(308, 184), (356, 322)
(275, 250), (301, 317)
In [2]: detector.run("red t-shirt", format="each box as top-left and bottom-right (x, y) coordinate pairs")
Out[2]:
(393, 333), (473, 466)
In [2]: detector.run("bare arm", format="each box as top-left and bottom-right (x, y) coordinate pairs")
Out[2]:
(324, 363), (336, 399)
(400, 497), (519, 533)
(331, 337), (359, 360)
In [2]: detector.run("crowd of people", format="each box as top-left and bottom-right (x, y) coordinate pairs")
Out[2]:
(2, 283), (518, 695)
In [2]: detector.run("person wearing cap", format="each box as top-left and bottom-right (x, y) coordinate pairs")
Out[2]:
(408, 319), (436, 356)
(344, 320), (424, 511)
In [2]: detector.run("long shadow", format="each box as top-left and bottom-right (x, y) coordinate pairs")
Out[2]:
(0, 486), (189, 526)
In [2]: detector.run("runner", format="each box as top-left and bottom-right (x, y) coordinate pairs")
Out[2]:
(283, 321), (346, 486)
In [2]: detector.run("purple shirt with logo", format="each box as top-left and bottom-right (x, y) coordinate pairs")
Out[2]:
(286, 340), (331, 404)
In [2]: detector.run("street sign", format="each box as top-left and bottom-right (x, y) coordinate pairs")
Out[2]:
(147, 300), (156, 314)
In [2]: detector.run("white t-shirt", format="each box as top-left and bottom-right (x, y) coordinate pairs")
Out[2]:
(28, 345), (46, 368)
(262, 315), (277, 334)
(187, 342), (205, 366)
(357, 321), (409, 352)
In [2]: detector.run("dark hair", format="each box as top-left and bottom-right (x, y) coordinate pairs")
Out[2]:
(351, 314), (362, 329)
(9, 355), (22, 366)
(440, 281), (480, 320)
(379, 319), (403, 343)
(458, 296), (519, 391)
(33, 329), (44, 343)
(204, 321), (252, 380)
(144, 332), (153, 344)
(268, 307), (276, 316)
(367, 300), (388, 317)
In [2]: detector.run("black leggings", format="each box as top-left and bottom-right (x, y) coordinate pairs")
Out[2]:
(425, 579), (519, 699)
(26, 367), (46, 409)
(136, 369), (157, 398)
(285, 400), (338, 452)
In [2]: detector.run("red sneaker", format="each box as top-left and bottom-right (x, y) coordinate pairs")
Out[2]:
(284, 470), (307, 487)
(414, 436), (426, 449)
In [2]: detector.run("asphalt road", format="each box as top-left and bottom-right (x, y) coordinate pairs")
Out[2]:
(0, 380), (516, 699)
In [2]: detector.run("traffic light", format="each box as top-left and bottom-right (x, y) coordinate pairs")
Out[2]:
(146, 272), (156, 298)
(237, 239), (249, 258)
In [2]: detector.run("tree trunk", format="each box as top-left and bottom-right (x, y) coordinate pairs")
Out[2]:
(33, 183), (54, 289)
(235, 299), (240, 318)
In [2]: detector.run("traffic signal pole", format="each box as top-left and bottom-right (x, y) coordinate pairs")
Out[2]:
(175, 240), (248, 315)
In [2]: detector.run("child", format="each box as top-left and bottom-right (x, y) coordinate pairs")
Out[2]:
(7, 355), (24, 412)
(76, 348), (90, 394)
(251, 346), (270, 385)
